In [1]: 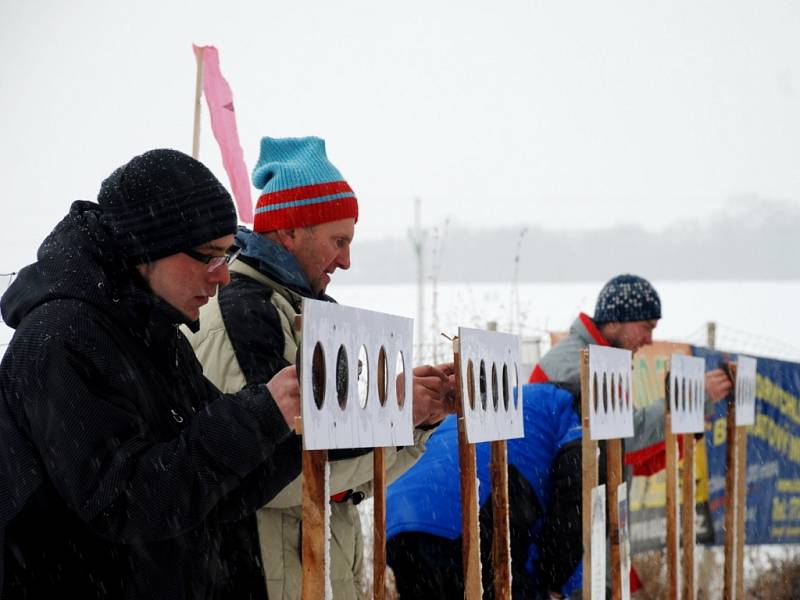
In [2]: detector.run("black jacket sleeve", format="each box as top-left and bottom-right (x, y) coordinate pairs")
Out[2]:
(24, 331), (295, 544)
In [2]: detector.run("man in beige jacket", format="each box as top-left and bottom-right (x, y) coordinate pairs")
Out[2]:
(186, 136), (453, 599)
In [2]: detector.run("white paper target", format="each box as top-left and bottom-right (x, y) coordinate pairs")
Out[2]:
(590, 484), (607, 600)
(457, 327), (524, 443)
(588, 345), (634, 440)
(735, 355), (757, 426)
(300, 299), (414, 450)
(669, 354), (706, 434)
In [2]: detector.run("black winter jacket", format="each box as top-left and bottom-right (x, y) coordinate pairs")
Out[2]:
(0, 201), (301, 599)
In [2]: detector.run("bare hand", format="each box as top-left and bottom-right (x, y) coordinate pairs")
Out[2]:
(410, 363), (455, 426)
(266, 365), (301, 429)
(705, 368), (733, 403)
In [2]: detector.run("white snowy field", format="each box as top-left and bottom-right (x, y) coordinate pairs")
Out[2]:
(331, 280), (800, 363)
(2, 279), (799, 363)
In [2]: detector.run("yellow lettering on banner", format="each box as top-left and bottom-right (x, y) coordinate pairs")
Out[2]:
(758, 374), (800, 426)
(773, 496), (787, 521)
(713, 418), (727, 446)
(749, 412), (800, 467)
(777, 479), (800, 493)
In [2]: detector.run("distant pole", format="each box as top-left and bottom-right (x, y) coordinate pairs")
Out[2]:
(510, 228), (527, 333)
(707, 321), (717, 350)
(192, 48), (204, 159)
(409, 197), (425, 362)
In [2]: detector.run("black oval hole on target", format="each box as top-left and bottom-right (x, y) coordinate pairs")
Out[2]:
(491, 363), (499, 411)
(377, 346), (388, 407)
(502, 363), (510, 411)
(312, 342), (326, 410)
(593, 372), (599, 413)
(467, 359), (476, 410)
(336, 345), (348, 410)
(479, 360), (488, 410)
(602, 372), (609, 414)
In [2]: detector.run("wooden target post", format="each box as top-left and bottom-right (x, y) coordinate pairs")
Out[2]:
(453, 327), (524, 600)
(580, 345), (634, 600)
(664, 354), (706, 599)
(297, 299), (414, 600)
(722, 356), (757, 600)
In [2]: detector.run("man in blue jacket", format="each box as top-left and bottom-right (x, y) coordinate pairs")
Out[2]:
(387, 383), (583, 599)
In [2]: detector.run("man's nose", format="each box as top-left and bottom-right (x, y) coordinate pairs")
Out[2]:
(208, 263), (231, 287)
(337, 246), (351, 270)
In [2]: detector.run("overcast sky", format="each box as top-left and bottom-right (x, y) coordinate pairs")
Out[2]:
(2, 0), (799, 273)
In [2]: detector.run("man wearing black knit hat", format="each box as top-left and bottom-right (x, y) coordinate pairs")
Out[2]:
(0, 149), (303, 599)
(525, 273), (731, 596)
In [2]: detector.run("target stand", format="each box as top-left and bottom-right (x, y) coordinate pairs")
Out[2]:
(453, 327), (524, 600)
(297, 299), (414, 600)
(723, 356), (757, 600)
(580, 345), (634, 600)
(664, 354), (706, 599)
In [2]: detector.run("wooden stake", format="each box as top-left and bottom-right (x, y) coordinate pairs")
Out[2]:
(192, 47), (204, 159)
(454, 339), (483, 600)
(681, 433), (696, 600)
(665, 411), (679, 600)
(580, 350), (598, 600)
(607, 438), (623, 600)
(491, 440), (511, 600)
(723, 394), (737, 600)
(373, 447), (386, 600)
(735, 426), (747, 599)
(301, 449), (328, 600)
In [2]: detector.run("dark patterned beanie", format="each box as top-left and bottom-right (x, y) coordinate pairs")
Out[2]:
(594, 274), (662, 324)
(98, 149), (238, 265)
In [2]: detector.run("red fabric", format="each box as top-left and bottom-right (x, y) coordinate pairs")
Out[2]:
(330, 490), (350, 503)
(528, 363), (548, 383)
(625, 436), (684, 477)
(527, 313), (608, 382)
(630, 563), (643, 593)
(578, 312), (610, 346)
(254, 181), (358, 231)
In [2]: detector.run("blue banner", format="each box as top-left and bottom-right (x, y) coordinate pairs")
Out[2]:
(694, 347), (800, 545)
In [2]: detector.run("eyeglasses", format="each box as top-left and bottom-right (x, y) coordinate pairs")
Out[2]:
(183, 246), (242, 272)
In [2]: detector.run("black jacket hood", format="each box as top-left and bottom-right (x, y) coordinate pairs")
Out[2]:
(1, 200), (193, 333)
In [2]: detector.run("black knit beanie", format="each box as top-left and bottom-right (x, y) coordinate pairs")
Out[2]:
(98, 149), (238, 265)
(593, 274), (662, 324)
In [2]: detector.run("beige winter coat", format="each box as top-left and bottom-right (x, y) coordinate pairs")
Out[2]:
(185, 261), (434, 599)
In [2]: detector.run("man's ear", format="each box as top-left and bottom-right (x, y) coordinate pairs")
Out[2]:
(275, 228), (298, 250)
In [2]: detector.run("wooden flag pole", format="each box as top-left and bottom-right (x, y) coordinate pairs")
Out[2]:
(192, 47), (204, 159)
(580, 350), (598, 600)
(301, 447), (328, 600)
(490, 439), (511, 600)
(681, 432), (697, 600)
(373, 447), (387, 600)
(454, 338), (483, 599)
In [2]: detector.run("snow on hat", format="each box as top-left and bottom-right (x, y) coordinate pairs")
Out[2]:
(593, 274), (662, 324)
(251, 136), (358, 232)
(98, 149), (238, 265)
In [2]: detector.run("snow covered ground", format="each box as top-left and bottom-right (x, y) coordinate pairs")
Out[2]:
(3, 279), (799, 363)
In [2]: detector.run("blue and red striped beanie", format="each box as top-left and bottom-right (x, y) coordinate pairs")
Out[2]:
(252, 136), (358, 232)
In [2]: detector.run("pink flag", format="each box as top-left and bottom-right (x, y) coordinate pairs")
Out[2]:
(193, 44), (253, 223)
